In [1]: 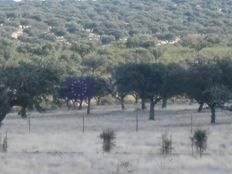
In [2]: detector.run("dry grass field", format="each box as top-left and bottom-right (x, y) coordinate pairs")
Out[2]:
(0, 103), (232, 174)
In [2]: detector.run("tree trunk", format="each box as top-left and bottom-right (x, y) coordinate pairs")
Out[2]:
(73, 100), (77, 109)
(0, 111), (7, 124)
(87, 98), (91, 115)
(66, 100), (70, 110)
(162, 98), (167, 108)
(78, 100), (83, 110)
(210, 106), (216, 124)
(96, 97), (101, 105)
(149, 98), (155, 120)
(198, 102), (204, 112)
(134, 95), (138, 104)
(141, 97), (146, 110)
(120, 96), (125, 110)
(19, 107), (27, 118)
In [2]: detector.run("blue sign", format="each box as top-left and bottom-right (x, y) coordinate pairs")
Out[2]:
(67, 77), (92, 100)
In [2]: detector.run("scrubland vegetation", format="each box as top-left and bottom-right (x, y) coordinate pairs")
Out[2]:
(0, 0), (232, 173)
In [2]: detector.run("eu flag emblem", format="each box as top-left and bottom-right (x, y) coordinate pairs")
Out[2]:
(67, 77), (92, 100)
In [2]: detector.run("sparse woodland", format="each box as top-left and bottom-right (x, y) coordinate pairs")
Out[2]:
(0, 1), (232, 173)
(0, 0), (232, 124)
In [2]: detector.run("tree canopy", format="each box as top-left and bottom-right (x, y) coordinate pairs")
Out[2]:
(0, 62), (60, 122)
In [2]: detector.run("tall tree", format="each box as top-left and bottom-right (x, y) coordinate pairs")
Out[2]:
(0, 62), (60, 123)
(146, 63), (164, 120)
(0, 85), (11, 123)
(184, 59), (230, 124)
(92, 76), (109, 105)
(118, 63), (150, 110)
(217, 58), (232, 91)
(160, 63), (185, 108)
(112, 65), (133, 110)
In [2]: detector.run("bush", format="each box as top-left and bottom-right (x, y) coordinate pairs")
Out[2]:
(100, 96), (116, 105)
(161, 134), (172, 155)
(101, 35), (115, 44)
(100, 129), (115, 152)
(2, 133), (7, 153)
(124, 95), (136, 104)
(51, 27), (66, 36)
(192, 129), (207, 156)
(0, 132), (7, 153)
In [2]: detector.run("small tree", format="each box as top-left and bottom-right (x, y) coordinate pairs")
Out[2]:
(100, 129), (115, 152)
(193, 129), (207, 157)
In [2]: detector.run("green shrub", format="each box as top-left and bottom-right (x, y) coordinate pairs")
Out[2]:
(193, 129), (207, 156)
(161, 134), (172, 155)
(100, 129), (115, 152)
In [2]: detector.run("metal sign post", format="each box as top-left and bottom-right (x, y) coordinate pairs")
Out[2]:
(28, 112), (31, 134)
